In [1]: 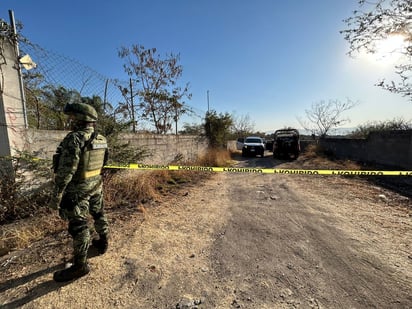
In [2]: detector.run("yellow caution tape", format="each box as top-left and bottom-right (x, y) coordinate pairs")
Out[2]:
(17, 156), (412, 176)
(103, 164), (412, 176)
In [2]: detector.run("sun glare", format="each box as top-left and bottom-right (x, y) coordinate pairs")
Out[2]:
(376, 34), (407, 58)
(361, 34), (408, 65)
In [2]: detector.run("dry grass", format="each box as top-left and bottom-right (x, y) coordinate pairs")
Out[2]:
(104, 148), (233, 209)
(0, 148), (234, 256)
(289, 144), (412, 211)
(296, 143), (362, 170)
(0, 214), (65, 257)
(104, 170), (163, 208)
(197, 147), (233, 167)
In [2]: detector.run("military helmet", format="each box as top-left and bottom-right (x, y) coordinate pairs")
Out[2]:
(63, 103), (98, 122)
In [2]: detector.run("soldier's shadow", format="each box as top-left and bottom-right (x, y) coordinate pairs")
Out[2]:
(0, 263), (69, 309)
(0, 249), (100, 308)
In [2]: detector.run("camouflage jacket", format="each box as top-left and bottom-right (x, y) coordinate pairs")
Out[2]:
(53, 127), (108, 194)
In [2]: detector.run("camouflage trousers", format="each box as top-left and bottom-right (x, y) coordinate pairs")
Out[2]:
(60, 176), (109, 265)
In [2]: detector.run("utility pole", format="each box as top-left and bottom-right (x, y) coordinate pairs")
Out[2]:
(9, 10), (28, 129)
(129, 78), (135, 133)
(207, 90), (210, 113)
(206, 90), (211, 139)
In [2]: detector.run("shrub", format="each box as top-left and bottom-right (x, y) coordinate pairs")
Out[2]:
(350, 118), (412, 138)
(0, 153), (53, 224)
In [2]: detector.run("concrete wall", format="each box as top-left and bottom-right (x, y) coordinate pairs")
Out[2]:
(0, 30), (27, 177)
(26, 129), (209, 165)
(118, 133), (208, 164)
(0, 32), (26, 158)
(319, 130), (412, 169)
(16, 128), (412, 169)
(227, 140), (238, 152)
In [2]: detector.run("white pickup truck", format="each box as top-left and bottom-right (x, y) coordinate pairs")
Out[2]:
(238, 136), (265, 157)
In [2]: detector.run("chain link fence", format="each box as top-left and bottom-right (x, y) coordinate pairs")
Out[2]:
(19, 40), (124, 113)
(18, 39), (204, 132)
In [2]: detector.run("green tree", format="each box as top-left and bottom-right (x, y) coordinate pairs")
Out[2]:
(350, 117), (412, 138)
(81, 95), (106, 115)
(118, 44), (192, 133)
(23, 71), (47, 129)
(179, 122), (204, 135)
(204, 110), (233, 148)
(32, 85), (81, 130)
(341, 0), (412, 99)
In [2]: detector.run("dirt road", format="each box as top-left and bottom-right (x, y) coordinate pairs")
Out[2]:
(1, 153), (412, 308)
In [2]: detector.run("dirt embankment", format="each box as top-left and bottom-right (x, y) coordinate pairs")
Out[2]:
(1, 153), (411, 308)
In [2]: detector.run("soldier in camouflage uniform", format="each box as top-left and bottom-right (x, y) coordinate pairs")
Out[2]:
(50, 102), (109, 282)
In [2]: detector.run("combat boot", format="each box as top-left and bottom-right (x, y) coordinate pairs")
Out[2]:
(53, 263), (90, 282)
(92, 234), (108, 255)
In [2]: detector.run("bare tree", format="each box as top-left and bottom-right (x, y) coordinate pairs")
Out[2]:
(231, 113), (255, 137)
(297, 99), (359, 137)
(341, 0), (412, 99)
(118, 44), (192, 134)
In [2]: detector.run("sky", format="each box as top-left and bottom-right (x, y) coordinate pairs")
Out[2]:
(1, 0), (411, 133)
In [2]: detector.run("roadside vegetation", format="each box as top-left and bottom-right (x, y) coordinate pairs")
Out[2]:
(0, 148), (232, 257)
(349, 118), (412, 138)
(292, 143), (362, 171)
